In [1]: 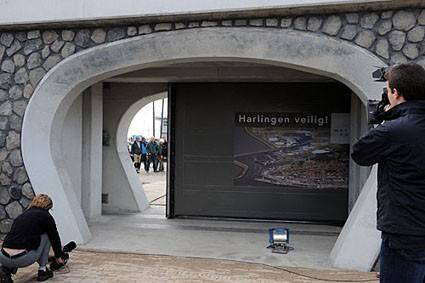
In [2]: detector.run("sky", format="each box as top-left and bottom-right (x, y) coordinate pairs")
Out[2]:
(128, 98), (168, 139)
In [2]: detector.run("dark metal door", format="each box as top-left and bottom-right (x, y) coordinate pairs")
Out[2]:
(170, 83), (350, 223)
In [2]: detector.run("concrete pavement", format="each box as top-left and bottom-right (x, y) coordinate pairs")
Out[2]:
(13, 250), (378, 283)
(83, 208), (341, 269)
(138, 170), (166, 206)
(9, 170), (379, 282)
(83, 170), (342, 269)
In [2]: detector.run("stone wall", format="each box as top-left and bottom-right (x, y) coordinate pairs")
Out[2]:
(0, 7), (424, 236)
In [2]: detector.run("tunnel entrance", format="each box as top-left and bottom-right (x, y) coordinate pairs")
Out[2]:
(169, 82), (351, 223)
(22, 27), (385, 269)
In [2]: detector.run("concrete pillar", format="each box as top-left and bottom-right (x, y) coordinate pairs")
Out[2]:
(81, 84), (103, 221)
(61, 95), (83, 204)
(348, 93), (370, 211)
(102, 84), (145, 213)
(101, 83), (166, 213)
(330, 95), (380, 271)
(330, 166), (380, 271)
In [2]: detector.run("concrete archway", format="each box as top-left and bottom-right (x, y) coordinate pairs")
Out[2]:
(22, 27), (386, 270)
(114, 91), (168, 212)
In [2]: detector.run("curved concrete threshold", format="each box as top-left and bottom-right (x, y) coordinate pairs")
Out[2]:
(114, 92), (168, 213)
(81, 211), (341, 270)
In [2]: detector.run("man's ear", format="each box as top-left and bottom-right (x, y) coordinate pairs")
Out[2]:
(392, 88), (400, 99)
(392, 88), (406, 103)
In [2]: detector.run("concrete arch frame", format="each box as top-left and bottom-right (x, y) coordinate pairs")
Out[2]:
(22, 27), (386, 270)
(115, 91), (168, 211)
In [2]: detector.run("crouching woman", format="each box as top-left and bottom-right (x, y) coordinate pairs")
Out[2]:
(0, 194), (65, 282)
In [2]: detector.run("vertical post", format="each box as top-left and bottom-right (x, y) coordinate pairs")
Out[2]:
(81, 83), (103, 221)
(152, 101), (155, 137)
(349, 93), (371, 211)
(331, 94), (379, 271)
(160, 98), (164, 138)
(167, 86), (174, 218)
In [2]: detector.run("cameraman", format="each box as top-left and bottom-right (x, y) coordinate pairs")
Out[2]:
(352, 63), (425, 283)
(0, 194), (65, 282)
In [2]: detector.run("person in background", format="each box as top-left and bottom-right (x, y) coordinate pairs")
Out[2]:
(131, 136), (144, 173)
(158, 139), (167, 172)
(0, 194), (65, 282)
(128, 136), (135, 162)
(146, 137), (160, 172)
(161, 139), (168, 161)
(139, 137), (149, 173)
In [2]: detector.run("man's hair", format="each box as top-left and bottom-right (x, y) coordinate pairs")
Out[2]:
(385, 63), (425, 101)
(28, 194), (53, 210)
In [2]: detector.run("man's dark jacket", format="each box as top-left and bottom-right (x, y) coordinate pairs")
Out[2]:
(131, 141), (142, 155)
(352, 100), (425, 240)
(147, 141), (160, 155)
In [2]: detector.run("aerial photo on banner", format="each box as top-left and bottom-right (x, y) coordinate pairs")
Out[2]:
(233, 111), (350, 189)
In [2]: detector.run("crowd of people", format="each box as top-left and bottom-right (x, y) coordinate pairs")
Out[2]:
(128, 136), (167, 173)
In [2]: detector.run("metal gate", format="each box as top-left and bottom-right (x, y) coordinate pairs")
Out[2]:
(169, 83), (350, 223)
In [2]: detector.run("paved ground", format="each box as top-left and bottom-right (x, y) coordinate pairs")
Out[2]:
(83, 169), (343, 269)
(83, 208), (342, 269)
(8, 167), (379, 282)
(139, 169), (166, 206)
(13, 250), (378, 283)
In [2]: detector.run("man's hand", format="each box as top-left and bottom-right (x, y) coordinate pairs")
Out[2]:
(384, 104), (392, 112)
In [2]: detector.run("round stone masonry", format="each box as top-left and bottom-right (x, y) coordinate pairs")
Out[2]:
(5, 201), (22, 219)
(307, 17), (322, 32)
(322, 15), (342, 35)
(0, 219), (13, 234)
(340, 25), (358, 41)
(91, 29), (106, 44)
(0, 6), (425, 239)
(360, 13), (379, 29)
(0, 188), (11, 205)
(389, 30), (407, 51)
(408, 26), (425, 43)
(8, 186), (22, 200)
(392, 10), (417, 31)
(294, 17), (307, 30)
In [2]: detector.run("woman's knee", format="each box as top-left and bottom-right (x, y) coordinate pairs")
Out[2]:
(40, 233), (49, 242)
(39, 234), (51, 248)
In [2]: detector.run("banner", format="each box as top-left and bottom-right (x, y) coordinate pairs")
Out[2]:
(233, 112), (349, 189)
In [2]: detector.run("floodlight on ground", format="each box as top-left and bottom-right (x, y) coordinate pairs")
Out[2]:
(267, 228), (293, 254)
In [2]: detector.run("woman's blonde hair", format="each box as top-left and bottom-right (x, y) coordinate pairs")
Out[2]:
(28, 194), (53, 210)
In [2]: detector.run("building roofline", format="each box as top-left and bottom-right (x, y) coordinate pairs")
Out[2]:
(0, 0), (424, 31)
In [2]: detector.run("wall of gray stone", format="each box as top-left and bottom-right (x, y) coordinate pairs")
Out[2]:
(1, 7), (424, 237)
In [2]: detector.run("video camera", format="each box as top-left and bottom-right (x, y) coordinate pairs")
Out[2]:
(62, 241), (76, 260)
(368, 67), (390, 124)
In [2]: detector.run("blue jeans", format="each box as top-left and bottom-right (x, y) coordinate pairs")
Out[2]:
(380, 239), (425, 283)
(0, 234), (51, 271)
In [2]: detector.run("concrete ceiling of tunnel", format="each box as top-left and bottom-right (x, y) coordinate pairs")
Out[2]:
(105, 61), (334, 83)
